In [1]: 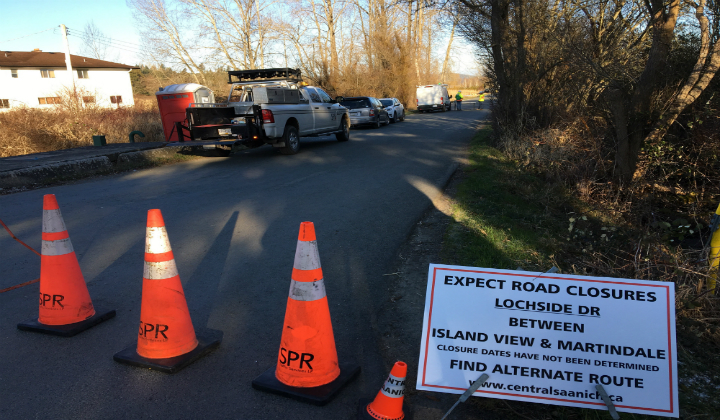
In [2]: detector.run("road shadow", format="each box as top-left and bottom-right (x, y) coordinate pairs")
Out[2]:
(184, 210), (239, 329)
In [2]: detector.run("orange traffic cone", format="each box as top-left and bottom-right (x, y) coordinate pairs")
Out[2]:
(113, 209), (222, 373)
(359, 362), (407, 420)
(18, 194), (115, 337)
(252, 221), (360, 405)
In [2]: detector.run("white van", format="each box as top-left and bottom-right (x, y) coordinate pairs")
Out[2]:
(416, 84), (451, 112)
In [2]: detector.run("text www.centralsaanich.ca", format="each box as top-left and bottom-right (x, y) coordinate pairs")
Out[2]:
(474, 380), (624, 402)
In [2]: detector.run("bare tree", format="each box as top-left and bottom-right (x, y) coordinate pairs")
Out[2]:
(128, 0), (207, 83)
(644, 0), (720, 146)
(440, 14), (457, 84)
(182, 0), (240, 70)
(79, 21), (115, 61)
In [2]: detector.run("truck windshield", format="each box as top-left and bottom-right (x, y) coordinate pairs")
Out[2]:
(340, 98), (371, 109)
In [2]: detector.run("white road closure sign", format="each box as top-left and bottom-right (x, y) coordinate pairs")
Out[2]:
(417, 264), (678, 417)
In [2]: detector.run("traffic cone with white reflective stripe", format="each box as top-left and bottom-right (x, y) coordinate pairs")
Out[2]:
(113, 209), (222, 373)
(359, 362), (407, 420)
(252, 221), (360, 405)
(17, 194), (115, 337)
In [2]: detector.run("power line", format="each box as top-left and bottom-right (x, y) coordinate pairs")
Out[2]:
(67, 32), (144, 55)
(67, 29), (144, 50)
(0, 27), (56, 44)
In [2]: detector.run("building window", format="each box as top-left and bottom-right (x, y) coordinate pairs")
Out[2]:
(0, 99), (10, 108)
(110, 95), (122, 104)
(40, 69), (55, 78)
(82, 96), (95, 104)
(11, 69), (18, 78)
(38, 97), (61, 105)
(77, 69), (89, 79)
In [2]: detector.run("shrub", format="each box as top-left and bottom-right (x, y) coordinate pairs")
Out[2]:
(0, 99), (164, 158)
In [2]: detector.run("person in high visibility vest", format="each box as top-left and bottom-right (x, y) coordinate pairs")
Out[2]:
(455, 91), (463, 111)
(479, 93), (485, 102)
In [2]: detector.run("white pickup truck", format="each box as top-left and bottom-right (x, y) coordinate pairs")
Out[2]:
(182, 68), (350, 155)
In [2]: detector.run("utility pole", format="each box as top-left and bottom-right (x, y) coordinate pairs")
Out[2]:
(60, 24), (77, 99)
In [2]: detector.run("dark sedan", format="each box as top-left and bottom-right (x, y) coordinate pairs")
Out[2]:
(340, 96), (390, 128)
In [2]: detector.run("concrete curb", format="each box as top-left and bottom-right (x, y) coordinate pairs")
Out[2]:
(0, 156), (114, 189)
(116, 147), (190, 166)
(0, 145), (194, 190)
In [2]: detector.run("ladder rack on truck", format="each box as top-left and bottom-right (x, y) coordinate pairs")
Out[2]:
(227, 68), (302, 84)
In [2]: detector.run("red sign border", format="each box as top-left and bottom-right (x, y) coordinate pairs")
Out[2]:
(421, 266), (675, 414)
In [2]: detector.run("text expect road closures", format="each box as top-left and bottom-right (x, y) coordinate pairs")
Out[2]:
(417, 264), (678, 417)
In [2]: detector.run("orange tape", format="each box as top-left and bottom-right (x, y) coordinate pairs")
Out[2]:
(42, 231), (69, 241)
(0, 217), (41, 257)
(292, 267), (324, 282)
(145, 250), (174, 262)
(0, 278), (39, 294)
(0, 216), (41, 293)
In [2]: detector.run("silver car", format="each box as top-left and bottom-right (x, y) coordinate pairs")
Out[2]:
(340, 96), (390, 128)
(380, 98), (405, 123)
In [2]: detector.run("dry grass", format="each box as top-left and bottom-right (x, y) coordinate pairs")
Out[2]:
(0, 99), (164, 158)
(493, 109), (720, 351)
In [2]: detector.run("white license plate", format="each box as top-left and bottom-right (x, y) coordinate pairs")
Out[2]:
(433, 105), (437, 107)
(351, 112), (360, 116)
(218, 128), (231, 135)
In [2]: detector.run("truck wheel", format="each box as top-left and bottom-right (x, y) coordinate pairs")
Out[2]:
(336, 118), (350, 142)
(279, 125), (300, 155)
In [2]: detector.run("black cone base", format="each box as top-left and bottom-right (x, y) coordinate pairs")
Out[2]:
(17, 308), (116, 337)
(113, 329), (222, 374)
(252, 361), (361, 406)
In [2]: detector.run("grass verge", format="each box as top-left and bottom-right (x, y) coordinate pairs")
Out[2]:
(443, 128), (565, 271)
(441, 128), (720, 419)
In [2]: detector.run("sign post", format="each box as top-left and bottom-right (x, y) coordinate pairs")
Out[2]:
(417, 264), (678, 417)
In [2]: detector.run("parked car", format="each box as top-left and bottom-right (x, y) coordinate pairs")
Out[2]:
(340, 96), (390, 128)
(416, 84), (451, 112)
(380, 98), (405, 123)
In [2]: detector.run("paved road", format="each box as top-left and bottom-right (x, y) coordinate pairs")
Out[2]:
(0, 108), (485, 419)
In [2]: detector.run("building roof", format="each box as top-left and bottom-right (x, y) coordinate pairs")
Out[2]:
(0, 51), (138, 70)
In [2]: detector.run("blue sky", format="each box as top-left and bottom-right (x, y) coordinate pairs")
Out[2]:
(0, 0), (142, 65)
(0, 0), (479, 75)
